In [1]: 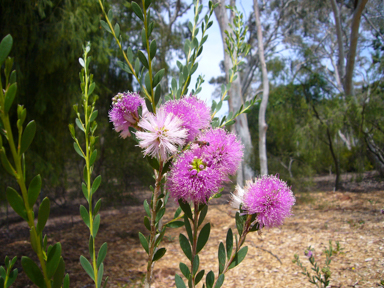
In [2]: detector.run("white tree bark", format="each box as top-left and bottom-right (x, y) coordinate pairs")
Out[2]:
(254, 0), (269, 175)
(344, 0), (369, 96)
(213, 0), (254, 185)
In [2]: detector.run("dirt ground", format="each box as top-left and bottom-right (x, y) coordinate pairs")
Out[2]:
(1, 173), (384, 288)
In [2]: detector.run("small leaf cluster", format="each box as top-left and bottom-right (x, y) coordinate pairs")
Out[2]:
(0, 34), (68, 288)
(139, 179), (175, 263)
(175, 203), (211, 288)
(0, 256), (18, 288)
(69, 43), (108, 288)
(209, 6), (256, 128)
(167, 0), (218, 100)
(292, 241), (343, 288)
(98, 0), (164, 113)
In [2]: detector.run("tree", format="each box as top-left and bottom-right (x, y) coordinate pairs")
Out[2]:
(213, 0), (253, 185)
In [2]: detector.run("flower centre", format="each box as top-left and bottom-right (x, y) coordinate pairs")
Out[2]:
(189, 157), (206, 175)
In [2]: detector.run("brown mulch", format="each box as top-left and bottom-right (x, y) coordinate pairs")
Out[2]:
(1, 182), (384, 287)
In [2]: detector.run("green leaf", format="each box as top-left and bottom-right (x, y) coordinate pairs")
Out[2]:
(228, 246), (248, 269)
(28, 174), (41, 207)
(174, 207), (182, 219)
(195, 270), (205, 285)
(6, 268), (18, 288)
(20, 120), (36, 154)
(138, 232), (149, 253)
(0, 149), (16, 176)
(154, 84), (161, 105)
(134, 58), (140, 75)
(144, 216), (151, 230)
(156, 207), (165, 223)
(100, 20), (111, 33)
(226, 228), (233, 260)
(193, 255), (199, 275)
(178, 200), (192, 219)
(196, 223), (210, 254)
(179, 234), (192, 260)
(145, 72), (151, 94)
(93, 214), (101, 237)
(198, 205), (208, 227)
(88, 82), (95, 96)
(97, 242), (108, 269)
(218, 242), (225, 274)
(52, 257), (65, 288)
(90, 110), (98, 122)
(97, 263), (104, 288)
(175, 274), (187, 288)
(127, 47), (133, 63)
(80, 255), (94, 280)
(63, 274), (69, 288)
(75, 118), (84, 132)
(37, 197), (50, 235)
(205, 271), (214, 288)
(153, 247), (166, 261)
(47, 243), (62, 278)
(117, 60), (132, 74)
(146, 156), (159, 170)
(150, 40), (157, 60)
(144, 0), (151, 9)
(214, 274), (225, 288)
(0, 34), (13, 65)
(166, 221), (184, 228)
(179, 262), (190, 279)
(94, 198), (102, 215)
(143, 199), (151, 217)
(91, 175), (101, 195)
(6, 187), (27, 221)
(73, 142), (84, 158)
(81, 182), (89, 201)
(153, 69), (165, 87)
(80, 205), (90, 227)
(138, 50), (149, 69)
(0, 266), (5, 279)
(145, 98), (153, 113)
(21, 256), (46, 288)
(90, 149), (97, 166)
(114, 23), (120, 38)
(235, 212), (245, 235)
(131, 2), (144, 21)
(4, 83), (17, 113)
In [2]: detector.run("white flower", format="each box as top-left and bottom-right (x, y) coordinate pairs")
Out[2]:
(136, 108), (188, 160)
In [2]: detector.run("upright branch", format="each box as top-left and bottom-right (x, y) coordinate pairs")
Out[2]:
(69, 43), (108, 288)
(0, 34), (68, 288)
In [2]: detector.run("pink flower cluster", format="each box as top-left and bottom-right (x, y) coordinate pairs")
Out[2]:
(109, 92), (244, 204)
(231, 175), (295, 228)
(167, 128), (243, 203)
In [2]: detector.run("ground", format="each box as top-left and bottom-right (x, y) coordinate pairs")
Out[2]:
(1, 172), (384, 287)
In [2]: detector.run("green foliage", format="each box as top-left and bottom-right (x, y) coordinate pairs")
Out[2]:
(292, 241), (343, 288)
(0, 256), (18, 288)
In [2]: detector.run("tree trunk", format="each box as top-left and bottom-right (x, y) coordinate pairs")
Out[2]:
(344, 0), (369, 96)
(330, 0), (345, 83)
(213, 0), (254, 185)
(254, 0), (269, 175)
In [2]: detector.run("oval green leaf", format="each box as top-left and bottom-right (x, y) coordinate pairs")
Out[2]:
(97, 242), (108, 269)
(47, 243), (62, 278)
(179, 234), (192, 260)
(6, 187), (27, 221)
(0, 34), (13, 65)
(80, 255), (94, 280)
(4, 83), (17, 113)
(28, 174), (42, 207)
(37, 197), (50, 235)
(196, 223), (210, 254)
(152, 247), (166, 261)
(20, 120), (36, 154)
(21, 256), (46, 288)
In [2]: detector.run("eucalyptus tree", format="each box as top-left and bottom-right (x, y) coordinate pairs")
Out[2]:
(213, 0), (254, 185)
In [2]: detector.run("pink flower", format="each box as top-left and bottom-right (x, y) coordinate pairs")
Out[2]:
(198, 128), (243, 176)
(108, 92), (146, 138)
(241, 175), (295, 228)
(163, 95), (211, 142)
(135, 109), (187, 160)
(167, 148), (226, 204)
